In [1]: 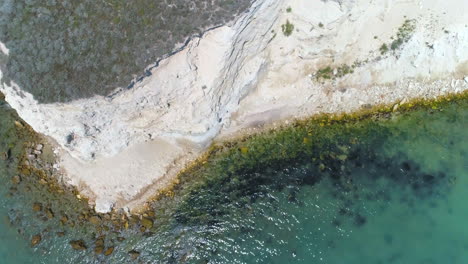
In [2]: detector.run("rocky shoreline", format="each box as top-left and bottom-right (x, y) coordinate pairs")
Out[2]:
(1, 0), (468, 214)
(3, 89), (466, 259)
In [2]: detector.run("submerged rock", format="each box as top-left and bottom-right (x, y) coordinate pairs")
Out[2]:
(129, 250), (140, 260)
(89, 216), (101, 225)
(141, 217), (153, 230)
(104, 247), (114, 256)
(11, 175), (21, 184)
(45, 209), (54, 219)
(95, 237), (105, 247)
(70, 240), (87, 250)
(31, 234), (41, 247)
(94, 246), (104, 255)
(32, 203), (42, 212)
(60, 215), (68, 225)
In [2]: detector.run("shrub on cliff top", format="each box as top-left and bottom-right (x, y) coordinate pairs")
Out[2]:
(281, 20), (294, 36)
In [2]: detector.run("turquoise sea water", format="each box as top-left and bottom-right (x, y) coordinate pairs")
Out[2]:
(0, 96), (467, 263)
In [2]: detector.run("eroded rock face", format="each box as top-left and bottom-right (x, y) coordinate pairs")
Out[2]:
(1, 0), (468, 213)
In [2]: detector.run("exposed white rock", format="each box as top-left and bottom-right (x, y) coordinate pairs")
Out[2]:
(1, 0), (468, 212)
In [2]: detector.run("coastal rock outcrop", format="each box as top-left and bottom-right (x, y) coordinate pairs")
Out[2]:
(1, 0), (468, 213)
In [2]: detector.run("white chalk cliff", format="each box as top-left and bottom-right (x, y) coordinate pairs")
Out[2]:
(1, 0), (468, 213)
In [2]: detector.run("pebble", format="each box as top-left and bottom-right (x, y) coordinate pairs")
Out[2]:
(35, 144), (43, 151)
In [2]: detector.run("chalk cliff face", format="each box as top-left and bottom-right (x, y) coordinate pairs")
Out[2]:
(1, 0), (468, 213)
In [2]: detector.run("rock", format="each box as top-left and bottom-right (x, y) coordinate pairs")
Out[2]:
(129, 250), (140, 260)
(33, 150), (42, 155)
(60, 215), (68, 225)
(94, 246), (104, 255)
(104, 247), (114, 256)
(32, 203), (43, 212)
(337, 154), (348, 161)
(0, 152), (7, 161)
(46, 209), (54, 219)
(31, 234), (41, 247)
(35, 144), (44, 151)
(11, 175), (21, 184)
(319, 163), (326, 171)
(147, 211), (156, 217)
(70, 240), (87, 250)
(89, 216), (101, 225)
(141, 217), (153, 229)
(240, 147), (249, 154)
(95, 237), (105, 247)
(14, 121), (23, 128)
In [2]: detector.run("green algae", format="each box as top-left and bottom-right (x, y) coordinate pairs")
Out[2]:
(144, 91), (468, 225)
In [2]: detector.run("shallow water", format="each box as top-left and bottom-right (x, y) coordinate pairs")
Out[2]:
(0, 96), (467, 263)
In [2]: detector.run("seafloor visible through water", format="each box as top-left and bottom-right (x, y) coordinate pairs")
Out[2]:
(0, 95), (467, 263)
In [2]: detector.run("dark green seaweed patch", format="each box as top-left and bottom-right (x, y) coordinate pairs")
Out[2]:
(158, 94), (467, 227)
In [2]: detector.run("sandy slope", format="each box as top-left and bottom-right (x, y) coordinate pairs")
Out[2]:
(1, 0), (468, 212)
